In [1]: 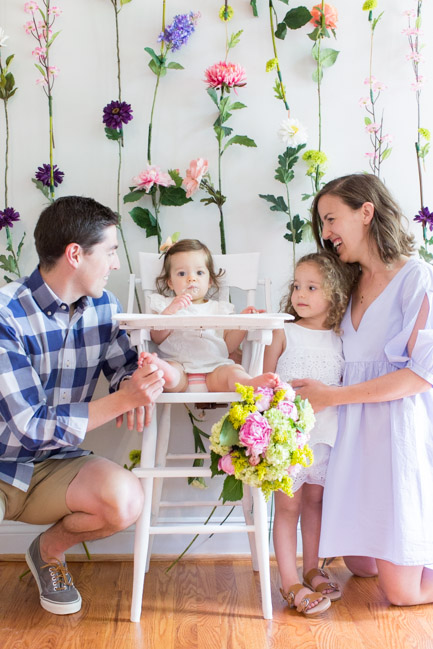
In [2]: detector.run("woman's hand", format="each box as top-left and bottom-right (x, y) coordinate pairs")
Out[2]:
(291, 378), (336, 413)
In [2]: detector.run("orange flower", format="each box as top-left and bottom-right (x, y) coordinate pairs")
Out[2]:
(310, 3), (338, 30)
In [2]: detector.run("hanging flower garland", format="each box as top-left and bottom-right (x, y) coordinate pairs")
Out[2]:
(181, 7), (257, 254)
(0, 27), (23, 283)
(302, 2), (339, 197)
(402, 2), (432, 262)
(124, 4), (197, 250)
(24, 1), (63, 202)
(260, 1), (311, 269)
(101, 0), (142, 309)
(359, 1), (392, 178)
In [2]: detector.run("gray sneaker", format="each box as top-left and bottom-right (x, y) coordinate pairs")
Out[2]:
(25, 534), (82, 614)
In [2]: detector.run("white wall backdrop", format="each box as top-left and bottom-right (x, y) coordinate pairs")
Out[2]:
(0, 0), (432, 555)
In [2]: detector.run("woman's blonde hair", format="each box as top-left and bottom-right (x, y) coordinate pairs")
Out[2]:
(281, 251), (356, 333)
(155, 238), (224, 296)
(311, 173), (416, 263)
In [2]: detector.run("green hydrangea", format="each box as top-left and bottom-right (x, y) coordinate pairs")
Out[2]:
(266, 58), (278, 72)
(362, 0), (377, 10)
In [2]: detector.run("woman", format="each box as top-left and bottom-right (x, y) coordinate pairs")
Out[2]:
(292, 173), (433, 606)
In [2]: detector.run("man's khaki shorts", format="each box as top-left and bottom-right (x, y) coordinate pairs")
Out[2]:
(0, 455), (99, 525)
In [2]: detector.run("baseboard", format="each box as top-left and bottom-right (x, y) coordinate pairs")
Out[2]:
(0, 517), (302, 556)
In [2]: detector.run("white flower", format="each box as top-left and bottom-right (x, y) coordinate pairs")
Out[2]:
(278, 118), (308, 147)
(0, 27), (9, 48)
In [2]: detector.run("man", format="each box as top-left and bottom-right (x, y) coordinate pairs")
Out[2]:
(0, 196), (164, 615)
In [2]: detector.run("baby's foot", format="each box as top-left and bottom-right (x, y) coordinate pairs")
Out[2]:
(138, 351), (180, 389)
(248, 372), (280, 390)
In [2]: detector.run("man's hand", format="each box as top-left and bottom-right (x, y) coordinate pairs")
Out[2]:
(116, 362), (164, 431)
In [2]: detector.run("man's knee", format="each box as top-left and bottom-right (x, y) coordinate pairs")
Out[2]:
(102, 470), (144, 530)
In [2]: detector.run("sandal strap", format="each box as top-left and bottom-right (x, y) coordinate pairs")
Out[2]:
(297, 592), (324, 614)
(281, 583), (306, 607)
(304, 567), (329, 584)
(314, 581), (340, 594)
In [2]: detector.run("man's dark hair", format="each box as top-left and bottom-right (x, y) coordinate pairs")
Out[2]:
(34, 196), (119, 270)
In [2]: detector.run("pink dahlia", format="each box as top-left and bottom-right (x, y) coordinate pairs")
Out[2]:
(182, 158), (208, 198)
(310, 4), (338, 30)
(132, 166), (175, 193)
(204, 61), (246, 90)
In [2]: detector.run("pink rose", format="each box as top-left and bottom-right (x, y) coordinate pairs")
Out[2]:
(218, 453), (235, 475)
(182, 158), (208, 198)
(254, 386), (274, 412)
(310, 3), (338, 30)
(248, 454), (261, 466)
(277, 400), (298, 420)
(239, 412), (271, 456)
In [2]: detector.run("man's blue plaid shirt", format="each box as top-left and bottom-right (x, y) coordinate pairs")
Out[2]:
(0, 268), (137, 492)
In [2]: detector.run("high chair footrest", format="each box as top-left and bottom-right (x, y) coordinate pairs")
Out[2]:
(149, 523), (256, 535)
(133, 466), (212, 479)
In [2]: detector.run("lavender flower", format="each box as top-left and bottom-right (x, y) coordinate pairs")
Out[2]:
(102, 100), (133, 130)
(414, 206), (433, 231)
(158, 12), (199, 51)
(0, 207), (20, 230)
(35, 163), (64, 187)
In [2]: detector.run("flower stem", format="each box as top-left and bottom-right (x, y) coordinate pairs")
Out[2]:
(285, 181), (296, 270)
(165, 506), (217, 573)
(269, 0), (289, 112)
(217, 91), (226, 254)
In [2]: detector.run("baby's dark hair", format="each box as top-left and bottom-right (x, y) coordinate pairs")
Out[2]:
(280, 251), (356, 333)
(155, 238), (224, 296)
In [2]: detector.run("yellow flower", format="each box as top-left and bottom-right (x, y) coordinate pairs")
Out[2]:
(219, 5), (234, 21)
(419, 128), (431, 142)
(362, 0), (377, 10)
(302, 149), (328, 166)
(266, 58), (278, 72)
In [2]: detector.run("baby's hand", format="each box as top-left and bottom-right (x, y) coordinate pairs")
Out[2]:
(163, 293), (192, 315)
(241, 306), (266, 314)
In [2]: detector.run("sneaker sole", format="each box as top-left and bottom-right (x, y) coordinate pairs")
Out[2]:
(25, 549), (82, 615)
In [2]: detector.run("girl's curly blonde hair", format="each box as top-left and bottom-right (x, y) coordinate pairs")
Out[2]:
(280, 251), (356, 333)
(155, 238), (225, 297)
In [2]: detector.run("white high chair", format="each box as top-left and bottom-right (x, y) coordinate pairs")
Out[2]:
(124, 251), (276, 622)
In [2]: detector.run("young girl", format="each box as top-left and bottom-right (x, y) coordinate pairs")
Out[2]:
(263, 251), (354, 617)
(139, 238), (279, 393)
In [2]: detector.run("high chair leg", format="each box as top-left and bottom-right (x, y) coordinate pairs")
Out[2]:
(131, 476), (154, 622)
(241, 486), (259, 571)
(253, 488), (273, 620)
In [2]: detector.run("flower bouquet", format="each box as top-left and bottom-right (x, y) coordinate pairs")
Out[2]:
(210, 383), (315, 503)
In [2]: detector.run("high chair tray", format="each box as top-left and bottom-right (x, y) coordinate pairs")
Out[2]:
(114, 312), (290, 331)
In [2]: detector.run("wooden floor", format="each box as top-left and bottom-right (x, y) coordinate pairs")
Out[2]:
(0, 557), (432, 649)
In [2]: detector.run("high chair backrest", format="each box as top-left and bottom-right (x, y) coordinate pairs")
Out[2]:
(128, 251), (265, 314)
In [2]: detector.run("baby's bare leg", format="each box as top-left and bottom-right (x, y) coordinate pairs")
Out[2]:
(138, 352), (188, 392)
(205, 363), (279, 392)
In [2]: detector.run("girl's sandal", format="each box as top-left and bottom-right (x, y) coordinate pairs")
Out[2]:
(303, 568), (342, 602)
(280, 584), (331, 617)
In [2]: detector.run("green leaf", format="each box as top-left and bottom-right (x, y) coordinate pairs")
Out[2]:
(104, 127), (122, 141)
(284, 214), (306, 244)
(210, 450), (225, 476)
(149, 59), (166, 76)
(46, 31), (60, 48)
(168, 168), (184, 187)
(207, 87), (219, 107)
(5, 54), (14, 67)
(166, 61), (184, 70)
(279, 0), (289, 4)
(219, 418), (240, 446)
(308, 27), (320, 41)
(220, 475), (243, 503)
(129, 206), (158, 238)
(120, 0), (133, 5)
(227, 30), (243, 50)
(259, 194), (288, 213)
(229, 101), (247, 111)
(31, 178), (50, 200)
(320, 48), (339, 68)
(123, 189), (146, 203)
(34, 63), (46, 76)
(312, 67), (323, 83)
(275, 22), (287, 40)
(364, 116), (372, 125)
(284, 7), (311, 29)
(17, 234), (26, 257)
(250, 0), (258, 16)
(144, 47), (162, 66)
(0, 254), (17, 274)
(223, 135), (257, 152)
(381, 147), (392, 161)
(159, 186), (192, 207)
(275, 167), (294, 185)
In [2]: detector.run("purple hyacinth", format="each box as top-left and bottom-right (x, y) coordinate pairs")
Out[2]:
(414, 206), (433, 231)
(158, 12), (199, 51)
(0, 207), (20, 230)
(35, 164), (65, 187)
(102, 100), (133, 130)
